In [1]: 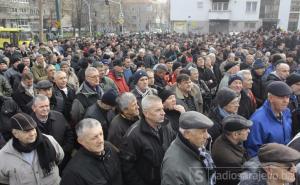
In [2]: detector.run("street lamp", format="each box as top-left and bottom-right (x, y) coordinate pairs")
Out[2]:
(82, 0), (92, 37)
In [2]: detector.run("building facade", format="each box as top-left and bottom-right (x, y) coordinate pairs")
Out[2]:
(170, 0), (262, 33)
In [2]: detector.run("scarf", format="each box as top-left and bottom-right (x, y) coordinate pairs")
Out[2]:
(21, 81), (34, 97)
(135, 86), (151, 98)
(12, 129), (57, 176)
(218, 106), (231, 118)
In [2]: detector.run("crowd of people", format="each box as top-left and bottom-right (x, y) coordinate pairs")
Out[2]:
(0, 29), (300, 185)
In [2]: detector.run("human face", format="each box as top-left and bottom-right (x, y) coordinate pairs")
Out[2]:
(36, 56), (45, 66)
(22, 58), (31, 67)
(236, 128), (250, 142)
(196, 57), (205, 68)
(163, 95), (176, 110)
(229, 80), (243, 93)
(22, 79), (33, 88)
(254, 68), (265, 76)
(137, 76), (149, 91)
(269, 95), (290, 113)
(264, 163), (297, 184)
(55, 72), (67, 89)
(276, 64), (290, 80)
(13, 60), (21, 69)
(60, 64), (70, 74)
(123, 99), (140, 117)
(143, 101), (165, 125)
(190, 71), (199, 82)
(38, 88), (53, 98)
(166, 62), (173, 71)
(86, 70), (100, 87)
(13, 128), (37, 145)
(223, 97), (240, 114)
(97, 66), (106, 79)
(185, 129), (209, 148)
(205, 57), (212, 68)
(78, 126), (104, 155)
(114, 65), (123, 73)
(47, 66), (56, 79)
(291, 82), (300, 95)
(123, 58), (131, 68)
(242, 74), (253, 89)
(22, 66), (30, 74)
(228, 65), (240, 74)
(147, 71), (154, 86)
(32, 99), (50, 118)
(246, 55), (254, 64)
(0, 63), (7, 71)
(178, 79), (193, 94)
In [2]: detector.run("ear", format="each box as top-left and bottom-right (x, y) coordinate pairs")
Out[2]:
(77, 136), (83, 146)
(11, 129), (18, 138)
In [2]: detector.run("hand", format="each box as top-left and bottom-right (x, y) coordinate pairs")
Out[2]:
(174, 105), (185, 113)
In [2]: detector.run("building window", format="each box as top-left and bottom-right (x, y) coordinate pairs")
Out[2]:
(246, 1), (257, 13)
(212, 2), (229, 11)
(197, 1), (203, 9)
(245, 22), (256, 28)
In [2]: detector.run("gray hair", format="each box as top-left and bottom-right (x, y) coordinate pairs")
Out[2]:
(116, 92), (137, 112)
(32, 94), (49, 106)
(54, 71), (66, 80)
(188, 67), (198, 74)
(76, 118), (102, 138)
(141, 95), (162, 111)
(85, 67), (98, 77)
(237, 70), (251, 81)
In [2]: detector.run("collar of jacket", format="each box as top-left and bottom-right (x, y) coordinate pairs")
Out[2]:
(79, 143), (111, 161)
(78, 81), (101, 96)
(175, 85), (194, 99)
(176, 133), (205, 161)
(139, 117), (165, 140)
(221, 134), (247, 158)
(264, 100), (288, 121)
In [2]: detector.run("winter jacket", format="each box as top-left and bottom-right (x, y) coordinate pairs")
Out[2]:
(53, 85), (75, 122)
(239, 157), (267, 185)
(84, 103), (116, 140)
(251, 69), (264, 107)
(119, 117), (175, 185)
(0, 75), (12, 97)
(60, 142), (123, 185)
(161, 134), (210, 185)
(208, 107), (226, 142)
(0, 134), (64, 185)
(12, 83), (34, 114)
(245, 100), (292, 157)
(31, 64), (47, 83)
(107, 114), (138, 149)
(212, 135), (248, 185)
(70, 81), (103, 125)
(100, 76), (119, 93)
(66, 71), (79, 91)
(238, 90), (256, 119)
(107, 70), (129, 94)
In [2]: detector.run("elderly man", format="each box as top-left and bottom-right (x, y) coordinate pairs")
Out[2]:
(240, 54), (254, 70)
(161, 111), (215, 185)
(245, 81), (293, 157)
(53, 71), (76, 122)
(154, 64), (168, 88)
(120, 95), (175, 185)
(71, 67), (103, 125)
(84, 89), (118, 139)
(31, 94), (74, 171)
(60, 118), (123, 185)
(171, 73), (203, 113)
(0, 113), (64, 185)
(108, 92), (140, 149)
(31, 54), (48, 83)
(238, 70), (256, 108)
(212, 115), (252, 185)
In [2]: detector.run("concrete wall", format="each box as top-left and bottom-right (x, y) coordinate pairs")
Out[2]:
(278, 0), (292, 30)
(231, 0), (261, 21)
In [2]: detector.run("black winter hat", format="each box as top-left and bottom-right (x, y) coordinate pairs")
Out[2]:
(172, 62), (182, 72)
(286, 73), (300, 86)
(17, 63), (26, 73)
(133, 70), (148, 85)
(158, 89), (174, 103)
(215, 87), (238, 107)
(112, 59), (123, 67)
(101, 89), (118, 106)
(228, 74), (243, 86)
(10, 113), (37, 131)
(252, 59), (265, 69)
(224, 62), (239, 72)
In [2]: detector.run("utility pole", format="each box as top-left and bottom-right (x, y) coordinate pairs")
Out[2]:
(82, 0), (92, 37)
(38, 0), (44, 42)
(55, 0), (63, 37)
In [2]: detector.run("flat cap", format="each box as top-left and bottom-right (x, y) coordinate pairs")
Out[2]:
(179, 111), (213, 129)
(286, 73), (300, 86)
(267, 81), (292, 97)
(222, 114), (253, 132)
(112, 59), (123, 67)
(215, 87), (238, 107)
(224, 62), (239, 72)
(259, 143), (300, 163)
(154, 64), (168, 72)
(36, 80), (53, 89)
(10, 113), (37, 131)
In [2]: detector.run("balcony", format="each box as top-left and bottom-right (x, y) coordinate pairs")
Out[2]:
(208, 10), (231, 20)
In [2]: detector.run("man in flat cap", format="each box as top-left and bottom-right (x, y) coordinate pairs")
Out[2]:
(161, 111), (216, 185)
(245, 81), (293, 157)
(240, 143), (300, 185)
(0, 112), (64, 185)
(286, 73), (300, 136)
(212, 115), (252, 185)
